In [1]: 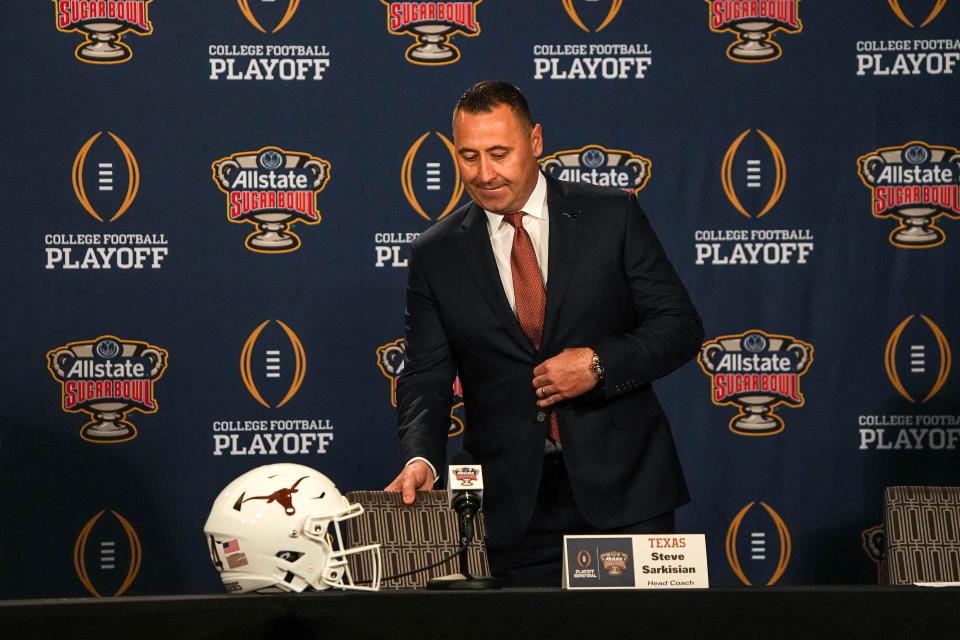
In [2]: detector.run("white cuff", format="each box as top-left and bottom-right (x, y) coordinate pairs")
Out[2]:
(406, 457), (439, 484)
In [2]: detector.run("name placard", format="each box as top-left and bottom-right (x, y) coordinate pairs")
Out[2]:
(563, 534), (709, 589)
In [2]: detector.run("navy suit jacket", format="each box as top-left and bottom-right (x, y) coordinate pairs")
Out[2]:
(396, 174), (703, 548)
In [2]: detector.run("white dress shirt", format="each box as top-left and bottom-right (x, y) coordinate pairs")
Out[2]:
(406, 172), (551, 483)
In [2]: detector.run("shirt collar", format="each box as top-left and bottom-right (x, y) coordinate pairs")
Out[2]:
(484, 171), (548, 233)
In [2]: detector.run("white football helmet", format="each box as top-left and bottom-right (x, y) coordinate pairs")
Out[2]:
(203, 463), (381, 593)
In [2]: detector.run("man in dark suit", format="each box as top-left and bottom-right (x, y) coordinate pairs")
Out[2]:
(385, 81), (702, 585)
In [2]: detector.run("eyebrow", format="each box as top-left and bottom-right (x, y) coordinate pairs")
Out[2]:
(458, 144), (512, 156)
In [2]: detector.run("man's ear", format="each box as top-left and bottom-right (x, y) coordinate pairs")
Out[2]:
(531, 123), (543, 157)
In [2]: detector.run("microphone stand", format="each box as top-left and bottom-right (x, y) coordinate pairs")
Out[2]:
(427, 492), (499, 590)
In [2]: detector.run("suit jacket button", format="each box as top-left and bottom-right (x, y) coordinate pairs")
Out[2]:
(536, 412), (547, 422)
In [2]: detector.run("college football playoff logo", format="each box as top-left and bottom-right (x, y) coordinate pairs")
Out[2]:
(884, 314), (951, 403)
(726, 501), (791, 586)
(212, 146), (330, 253)
(47, 335), (168, 443)
(54, 0), (153, 64)
(236, 0), (300, 33)
(377, 338), (464, 437)
(72, 131), (140, 223)
(705, 0), (801, 63)
(561, 0), (623, 33)
(698, 330), (813, 436)
(240, 320), (306, 409)
(722, 129), (786, 219)
(74, 510), (142, 597)
(540, 145), (651, 194)
(402, 132), (465, 221)
(857, 141), (960, 249)
(887, 0), (949, 28)
(380, 1), (482, 65)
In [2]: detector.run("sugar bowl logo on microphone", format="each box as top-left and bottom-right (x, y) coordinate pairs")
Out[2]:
(47, 335), (168, 443)
(705, 0), (802, 63)
(857, 141), (960, 249)
(698, 330), (813, 436)
(54, 0), (153, 64)
(380, 1), (482, 65)
(540, 144), (651, 194)
(212, 147), (330, 254)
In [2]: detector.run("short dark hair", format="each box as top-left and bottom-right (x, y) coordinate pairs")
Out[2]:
(453, 81), (534, 131)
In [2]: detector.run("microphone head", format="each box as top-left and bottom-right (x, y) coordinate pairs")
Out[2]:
(446, 451), (483, 509)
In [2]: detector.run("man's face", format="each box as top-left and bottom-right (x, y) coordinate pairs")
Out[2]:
(453, 104), (543, 214)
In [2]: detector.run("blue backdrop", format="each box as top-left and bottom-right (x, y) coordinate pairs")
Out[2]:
(2, 0), (958, 596)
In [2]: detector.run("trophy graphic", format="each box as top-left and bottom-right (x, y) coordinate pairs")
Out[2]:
(407, 23), (460, 63)
(213, 147), (330, 253)
(699, 331), (812, 436)
(47, 336), (167, 443)
(858, 143), (960, 249)
(74, 21), (133, 63)
(725, 21), (781, 61)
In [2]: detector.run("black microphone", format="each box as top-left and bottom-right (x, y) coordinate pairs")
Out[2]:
(427, 451), (499, 590)
(447, 451), (482, 545)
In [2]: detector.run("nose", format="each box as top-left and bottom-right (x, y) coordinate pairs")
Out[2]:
(477, 154), (496, 184)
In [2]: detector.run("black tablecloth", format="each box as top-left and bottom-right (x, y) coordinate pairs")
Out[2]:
(2, 587), (958, 640)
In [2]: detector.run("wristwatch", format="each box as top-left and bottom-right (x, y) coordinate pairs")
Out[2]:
(591, 352), (605, 380)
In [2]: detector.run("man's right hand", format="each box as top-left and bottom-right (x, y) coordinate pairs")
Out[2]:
(384, 460), (434, 505)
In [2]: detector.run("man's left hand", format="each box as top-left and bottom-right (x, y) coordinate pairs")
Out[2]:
(532, 347), (599, 408)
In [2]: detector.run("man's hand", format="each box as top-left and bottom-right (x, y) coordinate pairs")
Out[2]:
(532, 347), (599, 408)
(384, 460), (434, 505)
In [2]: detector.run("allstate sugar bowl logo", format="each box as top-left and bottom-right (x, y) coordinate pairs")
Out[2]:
(380, 1), (482, 65)
(47, 336), (168, 443)
(540, 145), (652, 194)
(705, 0), (802, 63)
(212, 147), (330, 253)
(54, 0), (153, 64)
(857, 141), (960, 249)
(698, 330), (813, 436)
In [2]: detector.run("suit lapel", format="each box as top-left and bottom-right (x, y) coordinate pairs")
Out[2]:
(542, 178), (582, 349)
(455, 203), (535, 355)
